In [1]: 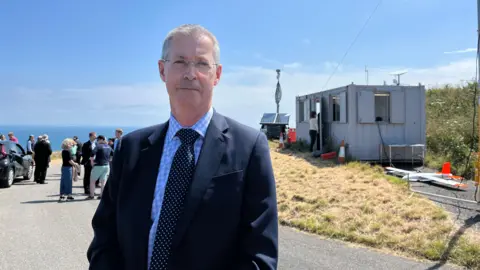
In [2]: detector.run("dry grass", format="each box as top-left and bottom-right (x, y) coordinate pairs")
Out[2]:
(51, 151), (62, 160)
(271, 145), (480, 269)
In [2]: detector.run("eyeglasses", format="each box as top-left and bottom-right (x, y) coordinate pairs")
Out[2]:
(162, 59), (217, 74)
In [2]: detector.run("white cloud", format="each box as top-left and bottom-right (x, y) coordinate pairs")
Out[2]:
(283, 62), (302, 69)
(324, 61), (343, 72)
(2, 58), (476, 129)
(4, 83), (170, 127)
(444, 48), (477, 54)
(253, 53), (283, 66)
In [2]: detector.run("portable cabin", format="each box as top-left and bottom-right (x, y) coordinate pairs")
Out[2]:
(295, 83), (426, 163)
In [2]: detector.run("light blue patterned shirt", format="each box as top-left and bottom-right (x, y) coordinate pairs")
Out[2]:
(147, 107), (214, 267)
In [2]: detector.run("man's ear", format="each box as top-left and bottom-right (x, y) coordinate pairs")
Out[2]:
(158, 60), (166, 82)
(214, 64), (222, 86)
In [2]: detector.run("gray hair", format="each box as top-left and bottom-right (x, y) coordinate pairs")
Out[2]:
(161, 24), (220, 63)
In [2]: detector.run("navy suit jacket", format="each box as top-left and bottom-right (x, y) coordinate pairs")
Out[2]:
(86, 111), (279, 270)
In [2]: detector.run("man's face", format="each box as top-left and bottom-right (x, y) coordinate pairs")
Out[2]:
(115, 131), (121, 138)
(90, 134), (97, 141)
(158, 33), (222, 112)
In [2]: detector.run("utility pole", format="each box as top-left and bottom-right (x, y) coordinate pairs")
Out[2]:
(474, 0), (480, 202)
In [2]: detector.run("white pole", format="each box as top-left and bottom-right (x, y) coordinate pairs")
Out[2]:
(475, 0), (480, 202)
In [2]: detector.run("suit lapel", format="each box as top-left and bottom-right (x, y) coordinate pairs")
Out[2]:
(171, 112), (229, 249)
(131, 122), (169, 268)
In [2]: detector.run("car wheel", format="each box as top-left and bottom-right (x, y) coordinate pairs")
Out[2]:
(24, 164), (34, 180)
(0, 167), (14, 188)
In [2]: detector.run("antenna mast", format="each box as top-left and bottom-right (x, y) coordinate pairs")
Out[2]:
(275, 69), (282, 114)
(390, 70), (408, 86)
(365, 65), (369, 85)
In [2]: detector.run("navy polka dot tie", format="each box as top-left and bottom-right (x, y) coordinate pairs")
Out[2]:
(149, 128), (200, 270)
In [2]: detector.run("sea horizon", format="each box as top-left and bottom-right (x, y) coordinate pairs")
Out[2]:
(2, 124), (143, 128)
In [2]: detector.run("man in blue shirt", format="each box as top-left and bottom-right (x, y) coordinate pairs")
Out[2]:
(87, 24), (278, 270)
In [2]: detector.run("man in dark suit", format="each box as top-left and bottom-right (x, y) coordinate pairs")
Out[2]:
(33, 136), (52, 184)
(87, 24), (278, 270)
(81, 132), (96, 194)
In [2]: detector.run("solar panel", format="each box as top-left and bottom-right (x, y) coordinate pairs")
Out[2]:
(260, 113), (290, 125)
(260, 113), (277, 124)
(276, 113), (290, 125)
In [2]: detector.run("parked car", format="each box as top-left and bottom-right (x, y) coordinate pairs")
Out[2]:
(0, 140), (34, 188)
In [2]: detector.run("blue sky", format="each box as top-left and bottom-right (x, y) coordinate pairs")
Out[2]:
(0, 0), (477, 128)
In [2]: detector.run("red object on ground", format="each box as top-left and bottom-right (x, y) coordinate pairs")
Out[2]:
(288, 128), (296, 143)
(441, 162), (451, 175)
(321, 151), (337, 160)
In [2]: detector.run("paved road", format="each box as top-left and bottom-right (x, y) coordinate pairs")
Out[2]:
(409, 180), (480, 231)
(395, 164), (480, 230)
(0, 163), (462, 270)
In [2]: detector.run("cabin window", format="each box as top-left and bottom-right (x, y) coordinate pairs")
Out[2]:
(298, 100), (308, 122)
(374, 93), (390, 122)
(332, 96), (341, 121)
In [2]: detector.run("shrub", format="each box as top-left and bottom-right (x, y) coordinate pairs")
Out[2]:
(426, 82), (478, 178)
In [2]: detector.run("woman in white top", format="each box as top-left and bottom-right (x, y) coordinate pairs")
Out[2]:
(309, 111), (318, 152)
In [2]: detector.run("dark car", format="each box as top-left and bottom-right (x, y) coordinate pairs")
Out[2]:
(0, 140), (34, 188)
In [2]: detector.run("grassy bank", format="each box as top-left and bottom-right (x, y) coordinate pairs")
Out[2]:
(51, 151), (61, 160)
(271, 144), (480, 269)
(425, 83), (478, 179)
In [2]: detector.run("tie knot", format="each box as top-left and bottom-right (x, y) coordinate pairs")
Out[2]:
(176, 128), (200, 145)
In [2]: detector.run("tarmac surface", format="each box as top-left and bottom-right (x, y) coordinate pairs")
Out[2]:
(390, 164), (480, 230)
(409, 180), (480, 230)
(0, 162), (463, 270)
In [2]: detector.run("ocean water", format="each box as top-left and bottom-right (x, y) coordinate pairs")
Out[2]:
(0, 125), (143, 151)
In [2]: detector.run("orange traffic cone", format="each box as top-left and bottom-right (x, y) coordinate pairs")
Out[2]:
(278, 132), (284, 149)
(338, 140), (345, 163)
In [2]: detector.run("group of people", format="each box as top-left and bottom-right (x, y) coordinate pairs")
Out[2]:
(0, 129), (124, 200)
(58, 129), (123, 202)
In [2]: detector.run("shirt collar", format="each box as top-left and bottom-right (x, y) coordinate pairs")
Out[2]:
(166, 107), (214, 142)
